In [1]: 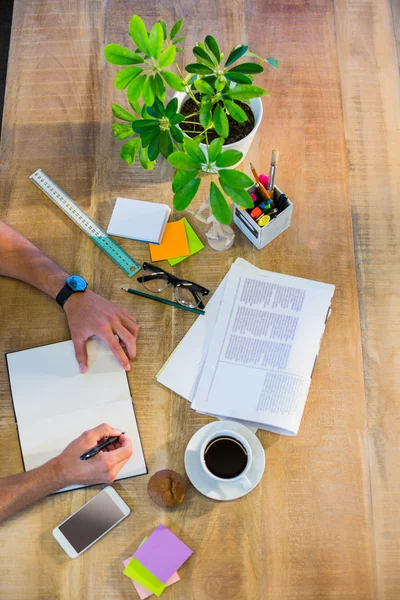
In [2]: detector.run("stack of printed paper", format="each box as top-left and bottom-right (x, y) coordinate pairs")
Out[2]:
(157, 258), (335, 436)
(122, 524), (193, 598)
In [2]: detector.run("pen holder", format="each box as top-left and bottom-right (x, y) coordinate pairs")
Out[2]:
(233, 185), (293, 250)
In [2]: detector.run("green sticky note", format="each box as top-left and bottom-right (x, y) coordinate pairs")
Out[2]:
(123, 557), (166, 597)
(168, 217), (204, 266)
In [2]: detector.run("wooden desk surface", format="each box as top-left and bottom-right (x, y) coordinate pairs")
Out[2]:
(0, 1), (399, 598)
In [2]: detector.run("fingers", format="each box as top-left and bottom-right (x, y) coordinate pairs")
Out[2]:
(100, 329), (131, 371)
(113, 324), (137, 360)
(72, 336), (88, 374)
(108, 435), (133, 465)
(85, 423), (122, 443)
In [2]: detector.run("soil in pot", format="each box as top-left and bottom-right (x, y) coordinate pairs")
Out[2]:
(179, 96), (255, 144)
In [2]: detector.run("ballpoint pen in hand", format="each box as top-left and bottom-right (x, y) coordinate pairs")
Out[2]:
(79, 434), (125, 461)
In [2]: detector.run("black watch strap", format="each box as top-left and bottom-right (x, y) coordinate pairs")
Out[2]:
(56, 285), (76, 308)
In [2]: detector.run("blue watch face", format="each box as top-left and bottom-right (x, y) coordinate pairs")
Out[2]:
(67, 275), (87, 292)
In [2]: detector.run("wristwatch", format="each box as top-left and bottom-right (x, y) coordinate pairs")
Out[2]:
(56, 275), (88, 308)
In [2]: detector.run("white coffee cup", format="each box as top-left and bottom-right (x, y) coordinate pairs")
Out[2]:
(200, 430), (253, 489)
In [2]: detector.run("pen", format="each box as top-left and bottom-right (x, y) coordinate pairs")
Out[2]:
(267, 149), (279, 192)
(122, 287), (205, 316)
(80, 434), (124, 461)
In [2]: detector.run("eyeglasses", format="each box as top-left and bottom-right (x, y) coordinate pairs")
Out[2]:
(137, 263), (210, 309)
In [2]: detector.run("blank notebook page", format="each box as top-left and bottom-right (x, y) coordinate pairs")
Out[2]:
(6, 338), (147, 492)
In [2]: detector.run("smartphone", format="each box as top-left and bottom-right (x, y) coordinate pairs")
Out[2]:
(52, 486), (130, 558)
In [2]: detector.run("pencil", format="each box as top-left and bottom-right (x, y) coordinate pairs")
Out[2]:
(250, 162), (273, 202)
(121, 287), (205, 316)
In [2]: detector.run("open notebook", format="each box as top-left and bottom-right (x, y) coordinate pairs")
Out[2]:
(6, 338), (147, 492)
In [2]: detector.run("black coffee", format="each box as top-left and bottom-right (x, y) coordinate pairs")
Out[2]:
(204, 436), (248, 479)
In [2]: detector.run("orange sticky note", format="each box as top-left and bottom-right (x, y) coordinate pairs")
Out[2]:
(149, 220), (190, 261)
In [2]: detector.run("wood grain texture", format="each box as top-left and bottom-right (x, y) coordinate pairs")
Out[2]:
(0, 0), (386, 598)
(335, 0), (400, 598)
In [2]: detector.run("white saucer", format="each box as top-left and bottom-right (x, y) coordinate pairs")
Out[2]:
(184, 420), (265, 501)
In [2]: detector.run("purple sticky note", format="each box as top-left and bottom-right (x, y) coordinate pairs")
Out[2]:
(133, 524), (193, 584)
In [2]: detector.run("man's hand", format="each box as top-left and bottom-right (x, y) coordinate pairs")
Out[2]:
(0, 424), (133, 522)
(55, 424), (133, 487)
(64, 289), (139, 373)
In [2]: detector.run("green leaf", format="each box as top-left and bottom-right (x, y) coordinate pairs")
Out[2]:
(172, 169), (199, 193)
(265, 57), (278, 69)
(193, 46), (215, 67)
(225, 72), (252, 84)
(173, 178), (201, 210)
(215, 149), (242, 167)
(219, 169), (253, 188)
(159, 19), (168, 40)
(223, 99), (248, 122)
(170, 113), (184, 124)
(139, 145), (155, 170)
(166, 97), (178, 118)
(132, 119), (159, 132)
(213, 105), (229, 138)
(186, 63), (214, 75)
(153, 97), (165, 116)
(220, 180), (253, 208)
(128, 75), (146, 106)
(114, 66), (143, 90)
(112, 104), (137, 121)
(225, 44), (248, 67)
(174, 36), (185, 44)
(112, 123), (134, 140)
(168, 151), (201, 170)
(147, 134), (160, 160)
(129, 15), (150, 54)
(205, 35), (220, 62)
(228, 84), (268, 100)
(183, 137), (207, 163)
(159, 130), (174, 158)
(139, 126), (160, 147)
(170, 125), (184, 143)
(154, 73), (166, 101)
(146, 106), (161, 118)
(149, 22), (163, 59)
(176, 47), (183, 52)
(207, 137), (224, 162)
(104, 44), (143, 65)
(215, 78), (226, 92)
(194, 79), (214, 94)
(228, 62), (264, 74)
(159, 45), (176, 68)
(199, 101), (212, 128)
(120, 138), (141, 165)
(209, 182), (232, 224)
(161, 70), (186, 92)
(142, 76), (155, 105)
(171, 18), (184, 40)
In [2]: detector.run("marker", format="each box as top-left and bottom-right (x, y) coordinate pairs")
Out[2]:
(256, 214), (271, 227)
(250, 206), (262, 220)
(80, 434), (124, 461)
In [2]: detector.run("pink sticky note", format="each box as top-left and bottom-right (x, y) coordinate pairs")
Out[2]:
(122, 557), (180, 599)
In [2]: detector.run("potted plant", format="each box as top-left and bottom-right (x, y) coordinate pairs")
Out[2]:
(104, 15), (277, 229)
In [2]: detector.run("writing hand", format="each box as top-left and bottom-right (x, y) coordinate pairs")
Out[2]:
(55, 423), (133, 486)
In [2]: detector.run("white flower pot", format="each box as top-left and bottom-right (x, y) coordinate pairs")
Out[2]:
(174, 92), (263, 170)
